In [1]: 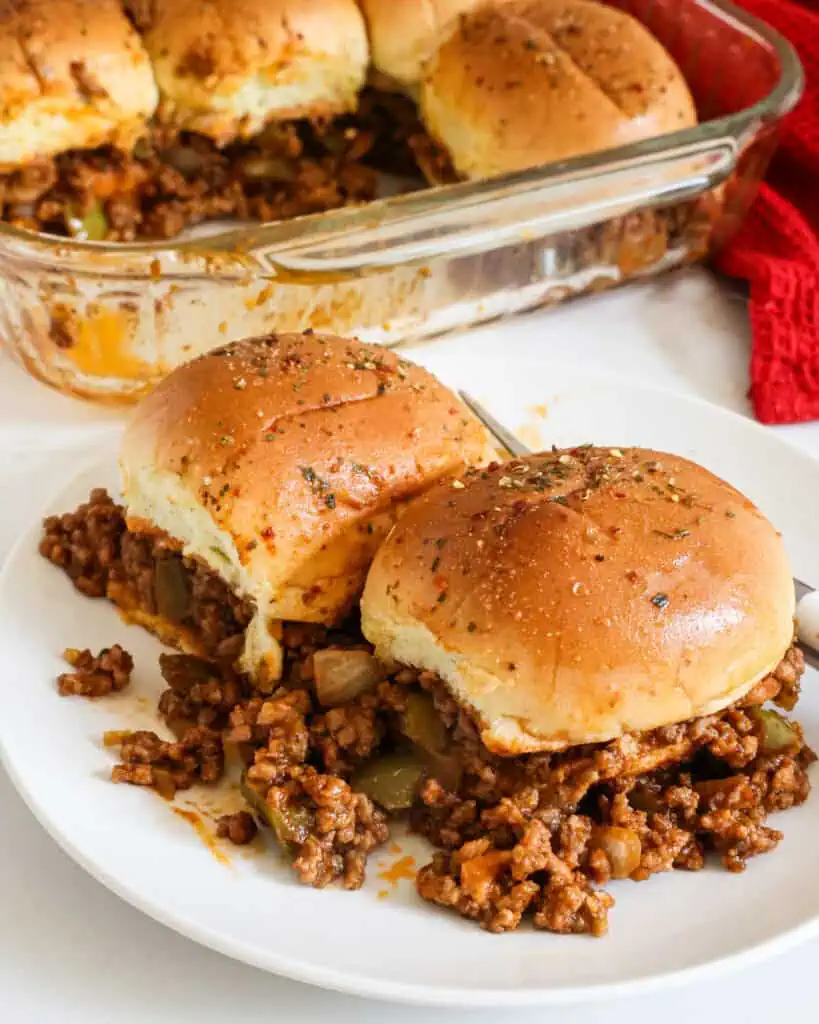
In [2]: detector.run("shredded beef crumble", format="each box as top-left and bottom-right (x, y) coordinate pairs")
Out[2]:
(107, 725), (225, 799)
(2, 90), (431, 242)
(40, 488), (125, 598)
(41, 489), (253, 662)
(42, 490), (815, 932)
(217, 811), (258, 846)
(58, 644), (133, 697)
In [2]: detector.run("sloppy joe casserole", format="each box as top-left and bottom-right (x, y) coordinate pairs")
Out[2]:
(1, 0), (696, 241)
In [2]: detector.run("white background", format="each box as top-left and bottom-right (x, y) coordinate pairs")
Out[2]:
(2, 268), (817, 1022)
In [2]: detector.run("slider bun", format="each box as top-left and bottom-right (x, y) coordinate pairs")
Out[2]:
(420, 0), (697, 180)
(134, 0), (369, 144)
(121, 331), (493, 679)
(358, 0), (485, 92)
(361, 447), (795, 754)
(0, 0), (158, 169)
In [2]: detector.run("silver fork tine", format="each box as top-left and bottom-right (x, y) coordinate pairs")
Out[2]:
(459, 391), (532, 458)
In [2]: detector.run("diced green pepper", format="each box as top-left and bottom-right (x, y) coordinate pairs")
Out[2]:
(351, 752), (426, 811)
(65, 200), (109, 241)
(154, 557), (192, 623)
(240, 772), (313, 849)
(402, 692), (448, 754)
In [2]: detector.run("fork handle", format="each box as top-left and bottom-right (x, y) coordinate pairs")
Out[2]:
(797, 591), (819, 670)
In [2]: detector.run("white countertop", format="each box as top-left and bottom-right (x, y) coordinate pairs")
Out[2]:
(1, 268), (817, 1023)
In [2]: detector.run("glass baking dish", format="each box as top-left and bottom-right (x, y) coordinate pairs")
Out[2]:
(0, 0), (802, 402)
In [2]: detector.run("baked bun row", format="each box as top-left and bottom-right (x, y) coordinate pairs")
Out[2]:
(419, 0), (697, 181)
(0, 0), (697, 186)
(0, 0), (369, 168)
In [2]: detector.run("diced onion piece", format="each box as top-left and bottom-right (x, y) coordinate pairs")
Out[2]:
(591, 825), (642, 879)
(313, 649), (385, 706)
(751, 708), (800, 753)
(239, 155), (296, 181)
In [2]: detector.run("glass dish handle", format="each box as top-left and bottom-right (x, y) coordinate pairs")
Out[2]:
(263, 137), (738, 276)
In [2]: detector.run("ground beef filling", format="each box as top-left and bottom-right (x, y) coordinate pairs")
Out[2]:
(216, 811), (258, 846)
(41, 492), (814, 931)
(2, 90), (433, 242)
(41, 488), (254, 662)
(58, 644), (134, 697)
(106, 724), (225, 800)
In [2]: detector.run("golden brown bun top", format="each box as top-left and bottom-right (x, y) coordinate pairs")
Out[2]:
(0, 0), (158, 164)
(121, 332), (493, 630)
(130, 0), (365, 74)
(420, 0), (697, 179)
(358, 0), (484, 89)
(361, 446), (794, 753)
(128, 0), (368, 141)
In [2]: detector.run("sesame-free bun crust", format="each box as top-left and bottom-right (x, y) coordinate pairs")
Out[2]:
(133, 0), (369, 144)
(358, 0), (485, 92)
(361, 447), (795, 754)
(121, 332), (492, 679)
(0, 0), (158, 168)
(420, 0), (697, 180)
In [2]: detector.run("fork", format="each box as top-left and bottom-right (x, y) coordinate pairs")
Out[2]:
(459, 390), (819, 670)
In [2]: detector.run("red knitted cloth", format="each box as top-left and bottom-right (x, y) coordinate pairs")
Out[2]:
(715, 0), (819, 423)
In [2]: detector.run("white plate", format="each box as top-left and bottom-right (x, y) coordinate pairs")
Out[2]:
(1, 361), (819, 1008)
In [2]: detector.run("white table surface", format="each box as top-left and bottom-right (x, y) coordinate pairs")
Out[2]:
(1, 267), (817, 1023)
